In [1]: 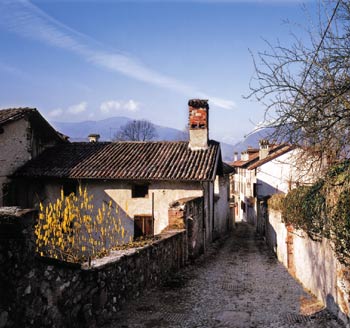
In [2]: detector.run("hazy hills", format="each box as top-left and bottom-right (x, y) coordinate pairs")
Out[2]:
(231, 127), (276, 155)
(52, 117), (184, 143)
(52, 117), (236, 161)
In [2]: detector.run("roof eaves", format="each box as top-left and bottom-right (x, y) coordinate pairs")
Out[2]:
(247, 145), (294, 170)
(210, 144), (221, 182)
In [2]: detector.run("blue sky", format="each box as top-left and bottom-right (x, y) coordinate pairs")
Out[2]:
(0, 0), (317, 144)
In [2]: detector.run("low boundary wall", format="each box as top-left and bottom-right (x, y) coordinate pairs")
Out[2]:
(266, 209), (350, 327)
(0, 209), (186, 327)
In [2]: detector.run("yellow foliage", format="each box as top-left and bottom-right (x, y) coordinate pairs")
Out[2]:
(35, 185), (125, 263)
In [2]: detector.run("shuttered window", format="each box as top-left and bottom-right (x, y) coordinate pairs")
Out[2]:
(134, 215), (153, 238)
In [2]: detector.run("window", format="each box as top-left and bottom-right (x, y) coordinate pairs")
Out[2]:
(253, 183), (257, 197)
(132, 184), (149, 198)
(134, 215), (153, 238)
(241, 201), (246, 212)
(62, 180), (76, 196)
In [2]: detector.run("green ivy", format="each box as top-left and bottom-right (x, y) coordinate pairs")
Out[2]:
(330, 188), (350, 264)
(280, 161), (350, 264)
(282, 182), (325, 241)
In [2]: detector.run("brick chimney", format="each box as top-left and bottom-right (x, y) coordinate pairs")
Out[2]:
(88, 134), (100, 143)
(188, 99), (209, 151)
(259, 139), (269, 159)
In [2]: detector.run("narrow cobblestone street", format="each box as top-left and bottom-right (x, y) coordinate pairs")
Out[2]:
(107, 223), (345, 328)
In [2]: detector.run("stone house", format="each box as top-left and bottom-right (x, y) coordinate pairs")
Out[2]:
(0, 108), (67, 206)
(10, 99), (232, 245)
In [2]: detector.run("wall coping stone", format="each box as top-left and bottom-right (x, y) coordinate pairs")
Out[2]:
(81, 230), (185, 270)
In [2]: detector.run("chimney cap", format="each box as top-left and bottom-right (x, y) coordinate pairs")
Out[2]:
(259, 139), (269, 146)
(188, 99), (209, 109)
(88, 134), (100, 143)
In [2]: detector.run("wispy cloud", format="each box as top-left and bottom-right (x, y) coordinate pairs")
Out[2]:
(0, 61), (27, 79)
(48, 108), (64, 118)
(68, 101), (87, 114)
(0, 0), (235, 110)
(48, 101), (87, 118)
(100, 99), (140, 114)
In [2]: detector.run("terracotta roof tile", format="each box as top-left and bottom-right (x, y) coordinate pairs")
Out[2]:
(248, 145), (294, 170)
(232, 144), (290, 168)
(14, 141), (220, 181)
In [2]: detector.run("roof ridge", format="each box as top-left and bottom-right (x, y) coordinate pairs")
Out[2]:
(14, 141), (221, 181)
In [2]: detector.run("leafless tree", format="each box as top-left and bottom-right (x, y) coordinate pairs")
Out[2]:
(247, 0), (350, 171)
(113, 120), (158, 141)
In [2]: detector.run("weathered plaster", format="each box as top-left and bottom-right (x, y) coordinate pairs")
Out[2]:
(0, 120), (31, 206)
(266, 209), (350, 326)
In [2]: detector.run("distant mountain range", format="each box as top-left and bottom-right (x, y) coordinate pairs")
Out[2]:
(52, 117), (184, 143)
(231, 127), (276, 155)
(51, 117), (236, 162)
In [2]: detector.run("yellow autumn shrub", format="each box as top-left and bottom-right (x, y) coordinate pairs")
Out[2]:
(35, 185), (125, 263)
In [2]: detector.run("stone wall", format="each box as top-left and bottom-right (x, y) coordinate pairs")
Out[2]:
(168, 197), (205, 259)
(0, 119), (31, 206)
(184, 197), (205, 259)
(265, 209), (350, 327)
(0, 208), (187, 328)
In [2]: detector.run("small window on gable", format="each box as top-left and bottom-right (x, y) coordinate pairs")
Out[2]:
(132, 184), (149, 198)
(62, 180), (77, 196)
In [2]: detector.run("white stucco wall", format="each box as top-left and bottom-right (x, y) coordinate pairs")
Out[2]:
(267, 210), (349, 324)
(232, 168), (256, 222)
(266, 210), (288, 267)
(42, 180), (203, 242)
(256, 148), (320, 199)
(293, 230), (338, 309)
(0, 119), (31, 206)
(189, 129), (208, 150)
(256, 151), (295, 197)
(214, 175), (230, 236)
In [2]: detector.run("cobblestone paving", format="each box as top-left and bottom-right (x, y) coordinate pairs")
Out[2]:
(107, 223), (345, 328)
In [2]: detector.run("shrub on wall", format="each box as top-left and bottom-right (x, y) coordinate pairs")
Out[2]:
(282, 182), (325, 241)
(35, 186), (126, 263)
(329, 188), (350, 265)
(267, 193), (285, 212)
(280, 161), (350, 264)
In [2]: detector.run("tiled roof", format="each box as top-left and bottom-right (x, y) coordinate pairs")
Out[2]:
(232, 144), (291, 168)
(233, 153), (259, 168)
(0, 108), (36, 125)
(14, 141), (221, 181)
(248, 145), (294, 170)
(232, 149), (260, 168)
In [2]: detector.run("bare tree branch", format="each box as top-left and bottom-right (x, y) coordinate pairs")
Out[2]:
(247, 0), (350, 171)
(113, 120), (158, 141)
